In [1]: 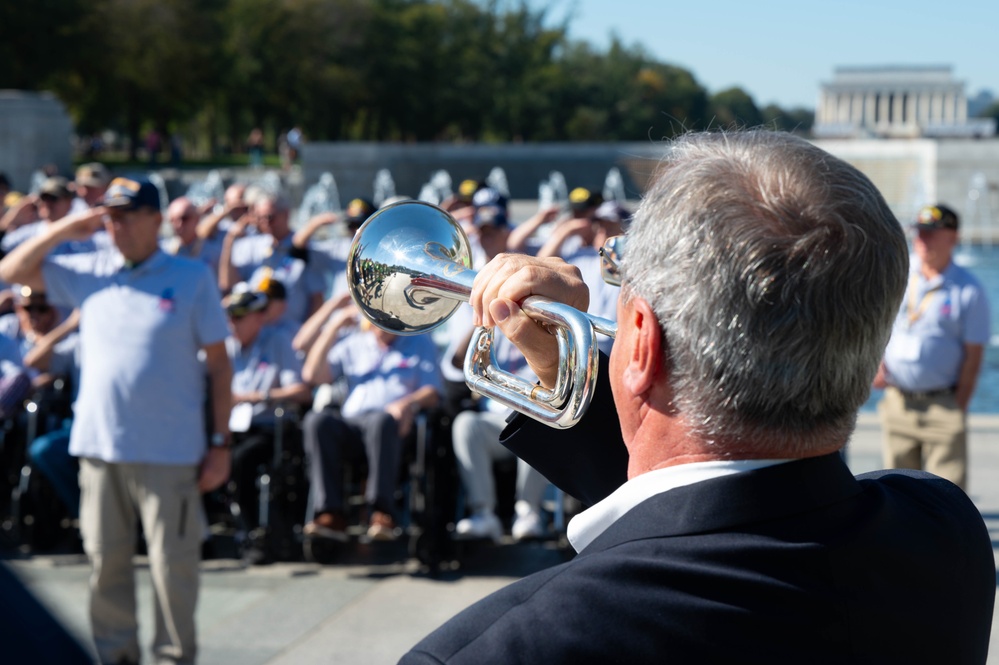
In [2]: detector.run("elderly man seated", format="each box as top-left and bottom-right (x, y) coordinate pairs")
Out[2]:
(0, 287), (81, 517)
(222, 286), (311, 532)
(300, 303), (441, 542)
(219, 192), (325, 328)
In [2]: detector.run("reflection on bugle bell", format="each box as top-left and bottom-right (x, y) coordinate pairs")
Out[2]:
(346, 200), (617, 429)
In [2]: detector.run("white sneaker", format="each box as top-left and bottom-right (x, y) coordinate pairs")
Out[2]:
(455, 511), (502, 542)
(511, 501), (544, 541)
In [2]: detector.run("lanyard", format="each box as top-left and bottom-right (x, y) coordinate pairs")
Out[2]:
(905, 273), (942, 328)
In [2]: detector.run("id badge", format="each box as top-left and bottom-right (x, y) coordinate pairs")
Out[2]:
(894, 332), (921, 362)
(229, 401), (254, 433)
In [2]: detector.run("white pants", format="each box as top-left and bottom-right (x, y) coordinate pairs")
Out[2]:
(451, 410), (548, 514)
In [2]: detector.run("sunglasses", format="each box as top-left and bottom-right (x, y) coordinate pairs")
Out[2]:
(39, 194), (59, 204)
(21, 304), (53, 314)
(598, 235), (625, 286)
(227, 307), (262, 320)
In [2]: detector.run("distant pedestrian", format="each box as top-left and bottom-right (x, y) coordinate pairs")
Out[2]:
(874, 203), (990, 490)
(286, 126), (303, 165)
(247, 128), (265, 168)
(145, 129), (162, 166)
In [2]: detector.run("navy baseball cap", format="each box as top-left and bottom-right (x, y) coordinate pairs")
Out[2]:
(569, 187), (603, 213)
(473, 205), (509, 229)
(457, 179), (483, 203)
(472, 186), (508, 211)
(225, 284), (269, 318)
(345, 198), (376, 226)
(102, 177), (161, 211)
(914, 204), (959, 231)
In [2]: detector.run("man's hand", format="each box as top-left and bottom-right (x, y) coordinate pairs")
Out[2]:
(537, 204), (562, 224)
(872, 361), (889, 390)
(385, 399), (416, 439)
(330, 302), (359, 327)
(226, 215), (252, 240)
(57, 207), (106, 242)
(197, 199), (216, 217)
(310, 211), (338, 227)
(470, 253), (589, 388)
(1, 195), (38, 231)
(199, 446), (231, 492)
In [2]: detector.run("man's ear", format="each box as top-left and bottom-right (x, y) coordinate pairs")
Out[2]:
(621, 297), (662, 397)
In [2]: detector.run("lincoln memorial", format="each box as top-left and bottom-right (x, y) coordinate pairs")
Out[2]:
(814, 66), (995, 139)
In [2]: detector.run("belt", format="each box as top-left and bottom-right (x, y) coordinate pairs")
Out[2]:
(895, 386), (955, 400)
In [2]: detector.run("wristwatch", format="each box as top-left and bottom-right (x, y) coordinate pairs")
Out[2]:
(210, 432), (231, 449)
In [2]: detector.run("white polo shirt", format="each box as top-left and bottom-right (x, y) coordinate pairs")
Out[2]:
(227, 324), (303, 426)
(43, 249), (229, 465)
(327, 331), (442, 419)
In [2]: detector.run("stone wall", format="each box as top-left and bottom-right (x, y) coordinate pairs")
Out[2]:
(304, 138), (997, 226)
(816, 137), (999, 240)
(0, 90), (73, 192)
(301, 142), (667, 203)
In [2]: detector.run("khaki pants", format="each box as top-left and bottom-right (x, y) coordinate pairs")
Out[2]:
(878, 386), (967, 490)
(79, 458), (204, 664)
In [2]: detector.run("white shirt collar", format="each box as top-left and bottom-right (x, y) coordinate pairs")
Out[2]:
(567, 458), (791, 553)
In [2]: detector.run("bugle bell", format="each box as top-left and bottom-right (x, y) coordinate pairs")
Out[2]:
(346, 200), (617, 429)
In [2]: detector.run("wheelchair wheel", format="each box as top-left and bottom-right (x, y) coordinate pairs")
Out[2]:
(9, 465), (73, 553)
(303, 533), (343, 565)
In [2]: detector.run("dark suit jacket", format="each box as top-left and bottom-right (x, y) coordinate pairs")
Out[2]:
(0, 560), (92, 663)
(401, 358), (995, 664)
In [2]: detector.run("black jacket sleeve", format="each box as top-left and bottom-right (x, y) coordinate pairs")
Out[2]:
(499, 353), (629, 507)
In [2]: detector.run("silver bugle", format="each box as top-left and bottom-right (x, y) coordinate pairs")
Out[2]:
(346, 200), (616, 429)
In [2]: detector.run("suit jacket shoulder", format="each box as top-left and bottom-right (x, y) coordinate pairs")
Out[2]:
(402, 455), (994, 665)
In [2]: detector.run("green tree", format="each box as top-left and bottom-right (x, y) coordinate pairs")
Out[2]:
(0, 0), (89, 89)
(52, 0), (226, 158)
(761, 104), (815, 134)
(978, 100), (999, 124)
(709, 87), (764, 129)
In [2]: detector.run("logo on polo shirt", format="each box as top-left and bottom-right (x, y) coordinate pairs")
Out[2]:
(158, 288), (176, 313)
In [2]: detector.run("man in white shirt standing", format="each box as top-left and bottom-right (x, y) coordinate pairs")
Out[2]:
(0, 176), (232, 665)
(874, 204), (990, 490)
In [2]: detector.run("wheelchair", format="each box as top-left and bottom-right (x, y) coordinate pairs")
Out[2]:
(301, 406), (461, 574)
(2, 379), (78, 554)
(203, 403), (309, 564)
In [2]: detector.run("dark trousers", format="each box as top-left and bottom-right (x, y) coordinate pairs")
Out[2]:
(28, 418), (79, 518)
(303, 409), (402, 516)
(230, 428), (276, 530)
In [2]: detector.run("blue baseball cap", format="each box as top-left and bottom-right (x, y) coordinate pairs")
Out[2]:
(102, 177), (161, 211)
(473, 205), (508, 229)
(472, 187), (508, 211)
(914, 204), (959, 231)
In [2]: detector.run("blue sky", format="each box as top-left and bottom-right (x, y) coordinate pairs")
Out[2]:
(538, 0), (997, 110)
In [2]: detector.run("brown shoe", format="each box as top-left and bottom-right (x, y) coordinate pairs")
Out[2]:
(303, 511), (349, 542)
(367, 511), (397, 541)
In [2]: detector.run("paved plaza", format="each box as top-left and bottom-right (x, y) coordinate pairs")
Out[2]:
(6, 413), (999, 664)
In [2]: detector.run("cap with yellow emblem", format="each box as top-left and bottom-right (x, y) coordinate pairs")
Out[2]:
(914, 204), (959, 231)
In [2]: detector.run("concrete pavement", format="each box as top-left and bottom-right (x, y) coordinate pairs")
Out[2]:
(6, 413), (999, 664)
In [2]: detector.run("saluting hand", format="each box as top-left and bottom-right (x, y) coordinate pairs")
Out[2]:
(58, 207), (107, 241)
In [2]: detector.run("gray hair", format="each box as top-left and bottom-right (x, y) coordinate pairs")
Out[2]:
(623, 130), (908, 454)
(253, 191), (290, 213)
